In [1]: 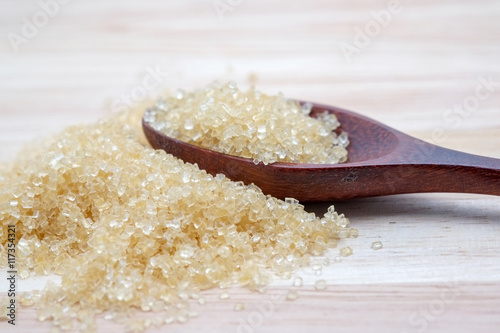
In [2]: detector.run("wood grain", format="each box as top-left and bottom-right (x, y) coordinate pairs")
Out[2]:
(1, 0), (500, 332)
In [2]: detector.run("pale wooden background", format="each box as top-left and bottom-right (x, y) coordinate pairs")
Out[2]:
(1, 0), (499, 332)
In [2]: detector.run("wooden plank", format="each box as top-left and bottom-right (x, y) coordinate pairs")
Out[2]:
(1, 0), (499, 332)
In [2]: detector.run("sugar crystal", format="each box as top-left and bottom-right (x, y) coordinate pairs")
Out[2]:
(371, 241), (384, 250)
(0, 105), (352, 332)
(219, 292), (230, 300)
(292, 276), (303, 287)
(146, 82), (348, 165)
(314, 279), (327, 291)
(340, 247), (353, 257)
(286, 290), (299, 301)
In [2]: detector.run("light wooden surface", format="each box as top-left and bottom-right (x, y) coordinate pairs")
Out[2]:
(1, 0), (500, 332)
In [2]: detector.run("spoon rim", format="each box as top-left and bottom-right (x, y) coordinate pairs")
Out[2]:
(142, 100), (405, 170)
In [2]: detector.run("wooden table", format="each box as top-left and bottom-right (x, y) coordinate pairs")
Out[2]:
(1, 0), (499, 332)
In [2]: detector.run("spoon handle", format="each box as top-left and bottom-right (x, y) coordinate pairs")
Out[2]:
(385, 139), (500, 197)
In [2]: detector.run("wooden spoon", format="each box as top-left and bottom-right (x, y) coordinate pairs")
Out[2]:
(142, 102), (500, 201)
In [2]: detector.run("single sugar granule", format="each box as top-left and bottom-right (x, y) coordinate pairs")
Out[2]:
(145, 81), (349, 165)
(292, 276), (303, 287)
(234, 302), (245, 311)
(314, 279), (327, 291)
(219, 292), (230, 300)
(371, 241), (384, 250)
(340, 247), (353, 257)
(286, 290), (299, 301)
(349, 228), (359, 238)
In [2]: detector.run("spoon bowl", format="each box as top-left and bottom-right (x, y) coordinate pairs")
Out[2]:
(143, 102), (500, 201)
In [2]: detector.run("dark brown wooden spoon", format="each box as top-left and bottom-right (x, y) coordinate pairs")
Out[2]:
(142, 102), (500, 201)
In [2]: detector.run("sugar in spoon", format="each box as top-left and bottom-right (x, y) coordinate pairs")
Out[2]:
(142, 102), (500, 201)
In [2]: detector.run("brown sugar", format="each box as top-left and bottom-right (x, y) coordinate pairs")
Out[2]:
(0, 116), (350, 332)
(145, 81), (349, 165)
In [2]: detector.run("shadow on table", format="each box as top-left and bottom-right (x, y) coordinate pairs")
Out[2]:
(304, 193), (500, 223)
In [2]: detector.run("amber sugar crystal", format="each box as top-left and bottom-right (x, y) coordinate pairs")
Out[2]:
(0, 117), (350, 332)
(145, 81), (349, 165)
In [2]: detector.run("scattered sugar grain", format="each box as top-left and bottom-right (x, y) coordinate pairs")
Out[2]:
(340, 247), (353, 257)
(286, 290), (299, 301)
(292, 277), (303, 287)
(314, 279), (327, 291)
(234, 302), (245, 311)
(219, 292), (230, 300)
(311, 263), (322, 272)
